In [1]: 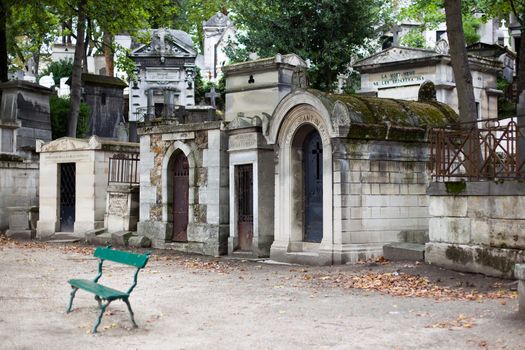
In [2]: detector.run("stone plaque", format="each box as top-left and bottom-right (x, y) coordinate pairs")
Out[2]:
(146, 69), (181, 81)
(162, 132), (195, 141)
(369, 66), (435, 89)
(229, 133), (258, 151)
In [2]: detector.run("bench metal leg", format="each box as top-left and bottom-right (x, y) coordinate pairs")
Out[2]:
(66, 287), (78, 313)
(123, 298), (138, 328)
(93, 300), (111, 333)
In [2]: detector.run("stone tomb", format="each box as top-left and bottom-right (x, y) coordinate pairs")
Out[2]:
(36, 136), (139, 238)
(137, 109), (230, 255)
(226, 88), (457, 264)
(67, 73), (127, 139)
(354, 46), (502, 120)
(0, 80), (52, 159)
(0, 80), (51, 234)
(129, 28), (197, 123)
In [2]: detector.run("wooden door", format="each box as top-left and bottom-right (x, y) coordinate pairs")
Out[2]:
(172, 153), (189, 242)
(303, 131), (323, 243)
(237, 164), (253, 251)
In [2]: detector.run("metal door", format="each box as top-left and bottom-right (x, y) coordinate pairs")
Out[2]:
(172, 152), (189, 242)
(303, 131), (323, 242)
(60, 163), (76, 232)
(237, 164), (253, 251)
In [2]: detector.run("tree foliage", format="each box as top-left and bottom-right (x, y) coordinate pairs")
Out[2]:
(39, 59), (72, 84)
(49, 96), (90, 139)
(227, 0), (391, 91)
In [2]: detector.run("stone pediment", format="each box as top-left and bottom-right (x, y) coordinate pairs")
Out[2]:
(39, 137), (90, 153)
(131, 29), (197, 58)
(354, 46), (441, 68)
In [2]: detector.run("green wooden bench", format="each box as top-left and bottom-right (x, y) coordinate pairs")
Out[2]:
(66, 246), (151, 333)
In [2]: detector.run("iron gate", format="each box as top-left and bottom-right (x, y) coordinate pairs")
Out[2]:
(60, 163), (76, 232)
(172, 153), (189, 242)
(237, 164), (253, 251)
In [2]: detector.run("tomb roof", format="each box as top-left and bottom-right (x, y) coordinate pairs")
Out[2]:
(65, 73), (127, 88)
(354, 46), (502, 74)
(130, 28), (196, 58)
(309, 89), (458, 128)
(222, 54), (307, 75)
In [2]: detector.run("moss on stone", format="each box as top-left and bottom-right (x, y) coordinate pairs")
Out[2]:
(445, 181), (466, 194)
(445, 245), (473, 264)
(318, 89), (458, 129)
(475, 248), (514, 273)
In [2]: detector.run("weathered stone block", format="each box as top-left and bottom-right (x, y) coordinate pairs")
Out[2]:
(111, 231), (133, 246)
(515, 264), (525, 280)
(429, 196), (467, 217)
(425, 242), (525, 278)
(128, 235), (151, 248)
(383, 242), (425, 261)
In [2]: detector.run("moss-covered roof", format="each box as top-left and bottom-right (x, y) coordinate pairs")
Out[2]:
(308, 89), (458, 128)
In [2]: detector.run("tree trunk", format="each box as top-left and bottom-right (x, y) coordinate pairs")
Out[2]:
(444, 0), (477, 123)
(444, 0), (480, 177)
(67, 0), (86, 137)
(517, 29), (525, 99)
(82, 19), (90, 74)
(102, 31), (114, 76)
(0, 1), (9, 83)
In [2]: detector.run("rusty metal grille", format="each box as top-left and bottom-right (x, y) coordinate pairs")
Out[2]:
(60, 163), (76, 207)
(237, 164), (253, 222)
(108, 153), (139, 184)
(430, 119), (525, 181)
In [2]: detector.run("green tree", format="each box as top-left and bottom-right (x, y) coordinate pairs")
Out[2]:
(39, 59), (73, 84)
(172, 0), (229, 52)
(227, 0), (391, 91)
(49, 96), (90, 139)
(47, 0), (179, 137)
(400, 29), (428, 48)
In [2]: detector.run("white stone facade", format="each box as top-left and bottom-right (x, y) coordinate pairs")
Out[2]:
(426, 182), (525, 278)
(354, 46), (503, 120)
(36, 136), (139, 238)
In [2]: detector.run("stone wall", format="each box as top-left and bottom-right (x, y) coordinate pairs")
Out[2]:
(0, 155), (39, 232)
(333, 139), (429, 261)
(426, 182), (525, 278)
(137, 121), (229, 255)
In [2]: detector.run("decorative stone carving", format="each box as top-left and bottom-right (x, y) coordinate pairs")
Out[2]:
(435, 39), (449, 55)
(331, 101), (351, 133)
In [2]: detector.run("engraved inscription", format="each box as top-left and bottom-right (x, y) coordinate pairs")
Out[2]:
(229, 133), (257, 150)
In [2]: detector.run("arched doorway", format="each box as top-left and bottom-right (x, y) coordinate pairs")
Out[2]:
(303, 130), (323, 242)
(172, 152), (189, 242)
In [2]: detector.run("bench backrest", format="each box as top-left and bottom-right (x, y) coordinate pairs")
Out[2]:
(94, 247), (149, 268)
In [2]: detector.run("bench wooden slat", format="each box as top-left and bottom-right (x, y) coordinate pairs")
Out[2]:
(94, 247), (149, 268)
(68, 279), (129, 300)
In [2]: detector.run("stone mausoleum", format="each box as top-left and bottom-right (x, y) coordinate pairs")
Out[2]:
(136, 52), (459, 265)
(354, 45), (502, 120)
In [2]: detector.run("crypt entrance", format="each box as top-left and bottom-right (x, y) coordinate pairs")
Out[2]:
(169, 151), (189, 242)
(302, 129), (323, 243)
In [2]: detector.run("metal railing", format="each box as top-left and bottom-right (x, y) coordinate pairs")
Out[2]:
(133, 104), (188, 122)
(430, 118), (525, 181)
(108, 153), (139, 184)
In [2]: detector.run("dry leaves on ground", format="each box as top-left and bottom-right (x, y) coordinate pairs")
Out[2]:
(0, 235), (93, 255)
(425, 314), (476, 330)
(312, 271), (517, 301)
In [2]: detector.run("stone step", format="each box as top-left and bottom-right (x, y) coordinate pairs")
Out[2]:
(383, 242), (425, 261)
(398, 230), (429, 244)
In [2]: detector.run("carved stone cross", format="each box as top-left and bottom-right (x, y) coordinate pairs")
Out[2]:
(205, 87), (219, 108)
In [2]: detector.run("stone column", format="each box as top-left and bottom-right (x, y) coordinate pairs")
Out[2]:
(516, 264), (525, 316)
(147, 89), (154, 119)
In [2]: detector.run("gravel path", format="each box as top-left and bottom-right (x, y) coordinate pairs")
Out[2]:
(0, 243), (524, 350)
